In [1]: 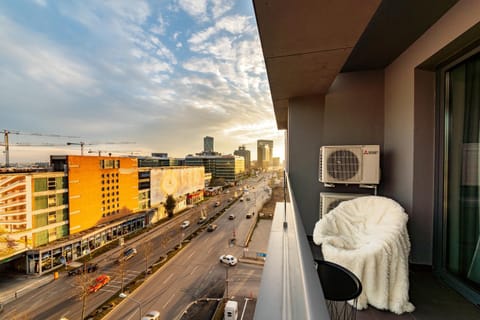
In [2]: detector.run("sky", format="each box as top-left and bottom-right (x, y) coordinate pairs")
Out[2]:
(0, 0), (284, 165)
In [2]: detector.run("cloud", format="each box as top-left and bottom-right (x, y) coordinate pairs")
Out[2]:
(150, 14), (167, 35)
(32, 0), (47, 7)
(210, 0), (235, 19)
(177, 0), (207, 21)
(0, 15), (96, 93)
(0, 1), (283, 164)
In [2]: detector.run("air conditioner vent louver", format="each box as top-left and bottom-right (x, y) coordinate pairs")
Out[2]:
(326, 149), (360, 181)
(319, 145), (380, 184)
(319, 192), (367, 219)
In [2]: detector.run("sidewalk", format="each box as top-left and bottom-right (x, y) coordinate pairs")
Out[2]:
(0, 272), (54, 307)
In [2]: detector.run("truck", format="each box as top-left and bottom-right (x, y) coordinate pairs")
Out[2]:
(224, 300), (238, 320)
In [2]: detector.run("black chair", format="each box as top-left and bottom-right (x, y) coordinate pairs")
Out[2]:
(315, 259), (362, 320)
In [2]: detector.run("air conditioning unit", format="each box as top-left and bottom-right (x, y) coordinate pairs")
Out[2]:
(319, 145), (380, 184)
(319, 192), (367, 219)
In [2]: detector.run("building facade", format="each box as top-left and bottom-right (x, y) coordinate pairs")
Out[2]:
(185, 154), (245, 182)
(257, 140), (273, 169)
(234, 145), (251, 170)
(204, 136), (214, 153)
(215, 155), (245, 182)
(51, 155), (139, 234)
(0, 171), (68, 270)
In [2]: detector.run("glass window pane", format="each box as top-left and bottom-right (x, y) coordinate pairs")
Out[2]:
(445, 52), (480, 291)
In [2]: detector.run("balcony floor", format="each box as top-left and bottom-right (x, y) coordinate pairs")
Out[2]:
(307, 237), (480, 320)
(357, 265), (480, 320)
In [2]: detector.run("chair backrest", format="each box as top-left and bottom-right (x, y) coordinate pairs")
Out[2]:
(315, 259), (362, 301)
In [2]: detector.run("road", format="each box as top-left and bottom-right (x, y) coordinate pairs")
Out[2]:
(1, 175), (270, 320)
(104, 176), (269, 320)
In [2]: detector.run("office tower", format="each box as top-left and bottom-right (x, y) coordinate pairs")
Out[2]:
(204, 136), (214, 153)
(234, 145), (251, 170)
(257, 140), (274, 168)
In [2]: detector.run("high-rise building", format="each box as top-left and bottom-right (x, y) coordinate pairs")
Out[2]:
(204, 136), (214, 153)
(234, 145), (251, 170)
(257, 140), (274, 168)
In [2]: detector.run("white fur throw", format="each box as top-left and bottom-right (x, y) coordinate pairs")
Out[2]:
(313, 196), (415, 314)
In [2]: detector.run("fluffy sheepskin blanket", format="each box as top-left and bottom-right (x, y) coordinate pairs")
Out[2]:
(313, 196), (415, 314)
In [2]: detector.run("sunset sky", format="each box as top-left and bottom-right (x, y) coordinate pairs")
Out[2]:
(0, 0), (284, 164)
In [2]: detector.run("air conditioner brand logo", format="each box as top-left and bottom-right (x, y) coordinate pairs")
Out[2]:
(363, 150), (378, 155)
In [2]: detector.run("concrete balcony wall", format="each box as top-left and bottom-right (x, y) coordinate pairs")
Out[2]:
(288, 70), (384, 235)
(383, 0), (480, 264)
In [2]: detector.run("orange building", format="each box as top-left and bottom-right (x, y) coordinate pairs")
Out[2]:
(51, 155), (139, 234)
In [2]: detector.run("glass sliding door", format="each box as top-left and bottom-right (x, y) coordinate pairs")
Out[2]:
(444, 51), (480, 296)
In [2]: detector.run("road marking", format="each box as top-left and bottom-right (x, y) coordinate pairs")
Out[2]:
(187, 251), (195, 260)
(240, 297), (250, 320)
(163, 273), (174, 284)
(163, 293), (176, 308)
(189, 265), (199, 276)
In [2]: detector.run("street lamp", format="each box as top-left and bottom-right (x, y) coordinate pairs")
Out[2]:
(119, 293), (142, 320)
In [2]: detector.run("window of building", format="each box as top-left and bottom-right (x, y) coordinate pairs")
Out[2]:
(442, 49), (480, 296)
(34, 178), (47, 192)
(34, 196), (48, 210)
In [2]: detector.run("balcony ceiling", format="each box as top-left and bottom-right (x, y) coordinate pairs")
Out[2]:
(253, 0), (459, 129)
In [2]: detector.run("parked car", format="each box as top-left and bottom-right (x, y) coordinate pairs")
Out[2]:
(141, 310), (161, 320)
(181, 220), (190, 228)
(88, 274), (110, 293)
(228, 214), (235, 220)
(207, 224), (218, 232)
(246, 213), (253, 219)
(219, 254), (238, 266)
(68, 263), (98, 276)
(239, 197), (244, 202)
(197, 216), (207, 224)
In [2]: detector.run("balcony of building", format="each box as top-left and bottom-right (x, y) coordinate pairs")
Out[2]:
(252, 1), (480, 319)
(254, 173), (480, 320)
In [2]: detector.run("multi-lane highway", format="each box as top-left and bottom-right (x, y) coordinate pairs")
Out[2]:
(2, 174), (270, 320)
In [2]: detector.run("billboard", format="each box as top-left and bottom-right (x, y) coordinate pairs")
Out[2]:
(150, 167), (205, 206)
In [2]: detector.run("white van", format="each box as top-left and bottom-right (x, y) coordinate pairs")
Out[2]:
(224, 300), (238, 320)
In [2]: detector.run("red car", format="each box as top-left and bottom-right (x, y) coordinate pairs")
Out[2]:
(89, 274), (110, 293)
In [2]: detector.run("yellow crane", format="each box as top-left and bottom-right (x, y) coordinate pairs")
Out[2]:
(1, 129), (79, 167)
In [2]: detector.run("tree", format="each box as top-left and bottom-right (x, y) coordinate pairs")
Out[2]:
(73, 263), (97, 320)
(164, 195), (176, 218)
(141, 240), (153, 278)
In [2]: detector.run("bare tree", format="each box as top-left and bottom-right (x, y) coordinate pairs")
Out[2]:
(141, 240), (153, 278)
(73, 263), (97, 320)
(116, 253), (127, 294)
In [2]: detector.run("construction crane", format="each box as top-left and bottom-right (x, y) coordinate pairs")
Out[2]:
(66, 141), (136, 156)
(1, 129), (80, 167)
(87, 149), (141, 156)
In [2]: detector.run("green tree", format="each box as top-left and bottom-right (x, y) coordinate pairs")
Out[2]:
(164, 194), (176, 218)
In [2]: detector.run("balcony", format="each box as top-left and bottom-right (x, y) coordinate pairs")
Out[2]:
(254, 173), (480, 320)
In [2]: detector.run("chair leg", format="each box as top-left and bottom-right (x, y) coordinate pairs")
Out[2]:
(326, 299), (358, 320)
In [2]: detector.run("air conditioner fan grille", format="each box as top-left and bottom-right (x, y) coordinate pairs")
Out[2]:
(326, 150), (359, 180)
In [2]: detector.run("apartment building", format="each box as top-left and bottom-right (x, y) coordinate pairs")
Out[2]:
(0, 171), (68, 271)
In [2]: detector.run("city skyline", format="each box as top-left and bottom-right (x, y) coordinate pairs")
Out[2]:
(0, 0), (285, 165)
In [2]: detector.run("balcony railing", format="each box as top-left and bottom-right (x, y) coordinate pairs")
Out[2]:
(254, 172), (330, 320)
